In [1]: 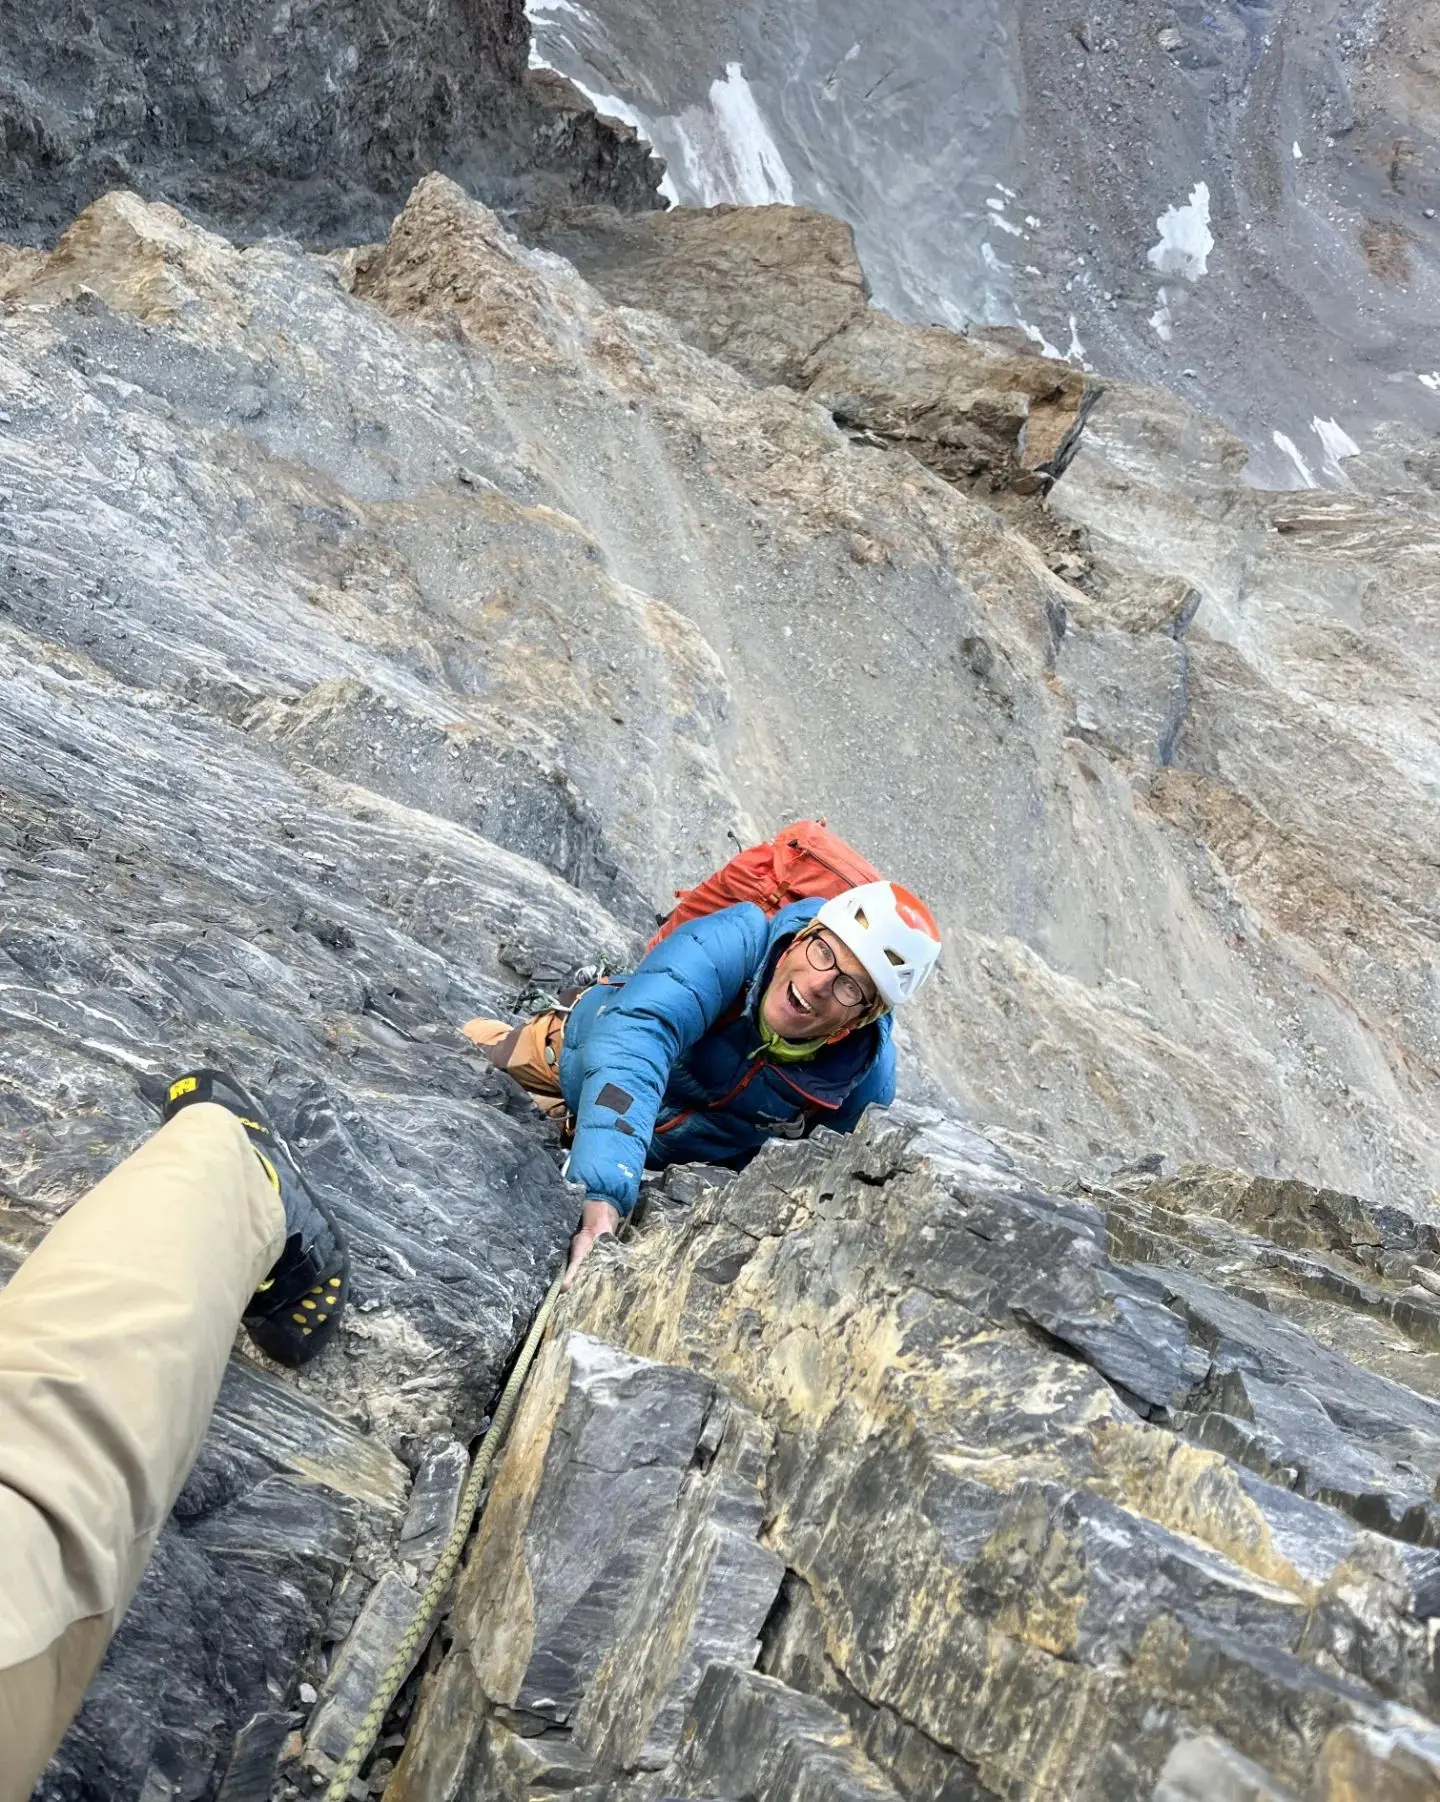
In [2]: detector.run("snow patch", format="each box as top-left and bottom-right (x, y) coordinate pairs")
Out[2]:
(655, 63), (794, 208)
(705, 63), (794, 205)
(1021, 321), (1064, 361)
(1147, 183), (1214, 281)
(1272, 431), (1318, 489)
(1292, 140), (1303, 160)
(1150, 287), (1174, 342)
(1067, 314), (1086, 363)
(527, 15), (790, 209)
(1311, 416), (1359, 484)
(1421, 372), (1440, 392)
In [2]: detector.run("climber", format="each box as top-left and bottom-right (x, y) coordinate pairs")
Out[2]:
(463, 880), (942, 1288)
(0, 1071), (349, 1797)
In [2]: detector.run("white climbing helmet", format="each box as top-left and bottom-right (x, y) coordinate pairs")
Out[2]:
(815, 880), (942, 1010)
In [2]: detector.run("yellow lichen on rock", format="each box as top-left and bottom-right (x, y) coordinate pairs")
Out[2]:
(16, 190), (250, 342)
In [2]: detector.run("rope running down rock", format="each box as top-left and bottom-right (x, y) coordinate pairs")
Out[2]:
(321, 1274), (564, 1801)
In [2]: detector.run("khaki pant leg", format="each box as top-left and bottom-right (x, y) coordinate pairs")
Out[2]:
(0, 1103), (285, 1801)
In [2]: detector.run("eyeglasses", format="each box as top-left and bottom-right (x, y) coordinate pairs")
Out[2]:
(802, 933), (875, 1011)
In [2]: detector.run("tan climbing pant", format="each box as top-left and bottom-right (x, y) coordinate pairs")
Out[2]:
(0, 1103), (285, 1801)
(462, 1010), (570, 1123)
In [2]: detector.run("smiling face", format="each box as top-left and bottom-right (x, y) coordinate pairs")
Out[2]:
(760, 928), (879, 1042)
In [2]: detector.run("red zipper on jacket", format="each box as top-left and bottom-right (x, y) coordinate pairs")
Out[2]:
(654, 1056), (839, 1137)
(774, 1068), (841, 1110)
(654, 1060), (764, 1136)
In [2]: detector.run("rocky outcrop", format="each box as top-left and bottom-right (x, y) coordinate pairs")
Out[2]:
(0, 0), (663, 248)
(395, 1110), (1440, 1800)
(523, 202), (1093, 495)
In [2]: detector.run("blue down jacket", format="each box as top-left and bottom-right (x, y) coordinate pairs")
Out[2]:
(559, 898), (895, 1215)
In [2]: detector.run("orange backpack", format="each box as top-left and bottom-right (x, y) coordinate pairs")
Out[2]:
(647, 820), (882, 951)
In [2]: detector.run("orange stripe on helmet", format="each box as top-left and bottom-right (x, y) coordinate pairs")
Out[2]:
(891, 883), (940, 940)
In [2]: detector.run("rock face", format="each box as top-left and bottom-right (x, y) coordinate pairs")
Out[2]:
(523, 203), (1093, 495)
(398, 1112), (1440, 1801)
(0, 170), (1436, 1799)
(0, 0), (663, 247)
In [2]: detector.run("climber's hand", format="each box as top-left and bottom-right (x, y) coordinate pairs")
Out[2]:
(563, 1198), (621, 1290)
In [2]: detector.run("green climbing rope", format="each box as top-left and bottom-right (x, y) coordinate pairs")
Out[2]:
(321, 1274), (564, 1801)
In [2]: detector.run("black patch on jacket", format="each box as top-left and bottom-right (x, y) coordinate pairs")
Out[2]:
(596, 1083), (634, 1114)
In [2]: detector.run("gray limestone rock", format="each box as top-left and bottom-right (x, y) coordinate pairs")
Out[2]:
(665, 1665), (905, 1802)
(469, 1113), (1440, 1802)
(388, 1331), (782, 1799)
(1153, 1735), (1302, 1801)
(304, 1571), (427, 1772)
(521, 201), (1094, 496)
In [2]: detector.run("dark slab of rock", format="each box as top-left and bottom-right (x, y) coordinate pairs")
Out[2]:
(37, 1457), (358, 1801)
(1118, 1164), (1440, 1279)
(214, 1712), (297, 1802)
(248, 677), (652, 930)
(1097, 1169), (1440, 1401)
(388, 1330), (783, 1799)
(1153, 1265), (1440, 1537)
(0, 0), (663, 248)
(397, 1438), (471, 1578)
(666, 1664), (905, 1802)
(304, 1570), (427, 1773)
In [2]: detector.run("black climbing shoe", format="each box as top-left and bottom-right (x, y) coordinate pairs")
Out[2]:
(162, 1068), (349, 1368)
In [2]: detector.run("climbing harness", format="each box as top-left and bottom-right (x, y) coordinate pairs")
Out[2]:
(321, 1273), (564, 1801)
